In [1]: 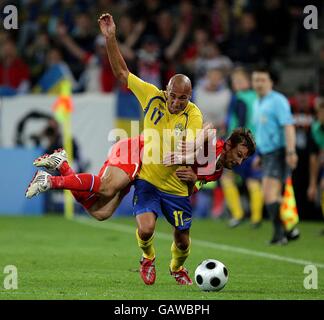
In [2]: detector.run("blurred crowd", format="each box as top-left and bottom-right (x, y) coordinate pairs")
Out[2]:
(0, 0), (323, 95)
(1, 0), (323, 224)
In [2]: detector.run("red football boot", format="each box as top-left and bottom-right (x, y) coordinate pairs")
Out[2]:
(170, 267), (193, 285)
(139, 257), (156, 285)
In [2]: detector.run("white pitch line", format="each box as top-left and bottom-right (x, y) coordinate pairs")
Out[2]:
(74, 217), (324, 269)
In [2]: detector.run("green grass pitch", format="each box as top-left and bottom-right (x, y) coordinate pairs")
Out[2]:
(0, 215), (323, 300)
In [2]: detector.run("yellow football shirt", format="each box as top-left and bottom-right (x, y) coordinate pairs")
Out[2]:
(127, 73), (203, 196)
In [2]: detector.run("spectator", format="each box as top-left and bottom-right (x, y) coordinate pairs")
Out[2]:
(154, 9), (190, 86)
(117, 14), (145, 66)
(210, 0), (231, 43)
(289, 86), (317, 218)
(0, 38), (30, 96)
(194, 67), (231, 136)
(55, 19), (95, 92)
(224, 67), (263, 228)
(83, 35), (117, 93)
(307, 98), (324, 235)
(182, 27), (210, 80)
(34, 47), (76, 94)
(255, 0), (291, 62)
(136, 35), (162, 88)
(17, 0), (42, 53)
(286, 0), (322, 54)
(226, 12), (264, 65)
(194, 41), (233, 82)
(25, 32), (51, 87)
(55, 12), (95, 88)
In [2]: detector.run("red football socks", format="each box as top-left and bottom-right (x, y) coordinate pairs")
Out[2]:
(50, 173), (101, 193)
(59, 161), (75, 176)
(55, 162), (101, 209)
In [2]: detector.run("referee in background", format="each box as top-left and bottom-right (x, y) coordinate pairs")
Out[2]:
(252, 67), (299, 245)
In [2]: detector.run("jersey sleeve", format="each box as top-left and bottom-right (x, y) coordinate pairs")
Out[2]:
(275, 95), (294, 126)
(185, 109), (203, 142)
(127, 73), (159, 110)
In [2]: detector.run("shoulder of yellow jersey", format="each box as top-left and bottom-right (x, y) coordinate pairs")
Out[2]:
(186, 101), (203, 118)
(127, 73), (164, 109)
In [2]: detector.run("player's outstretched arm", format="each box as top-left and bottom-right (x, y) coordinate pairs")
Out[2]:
(98, 13), (129, 85)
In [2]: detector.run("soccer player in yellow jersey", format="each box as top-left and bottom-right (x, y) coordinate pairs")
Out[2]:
(98, 13), (203, 285)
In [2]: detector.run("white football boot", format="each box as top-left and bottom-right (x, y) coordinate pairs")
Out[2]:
(33, 148), (67, 171)
(25, 170), (51, 199)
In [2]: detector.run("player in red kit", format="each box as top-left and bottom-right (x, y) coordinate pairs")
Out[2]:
(26, 135), (145, 221)
(26, 125), (255, 222)
(164, 126), (256, 193)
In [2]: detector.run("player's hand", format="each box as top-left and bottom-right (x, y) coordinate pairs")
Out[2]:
(163, 152), (184, 166)
(176, 140), (195, 154)
(177, 122), (215, 152)
(307, 184), (317, 202)
(98, 13), (116, 38)
(176, 167), (197, 183)
(286, 152), (298, 170)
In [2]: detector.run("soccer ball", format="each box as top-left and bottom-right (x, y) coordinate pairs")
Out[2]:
(194, 259), (229, 292)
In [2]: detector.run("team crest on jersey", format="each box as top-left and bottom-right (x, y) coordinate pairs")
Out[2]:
(174, 123), (184, 136)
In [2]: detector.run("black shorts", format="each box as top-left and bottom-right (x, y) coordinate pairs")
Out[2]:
(261, 148), (290, 182)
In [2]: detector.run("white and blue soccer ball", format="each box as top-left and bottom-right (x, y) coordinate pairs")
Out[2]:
(194, 259), (229, 292)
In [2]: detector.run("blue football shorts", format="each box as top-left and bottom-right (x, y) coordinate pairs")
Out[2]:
(133, 179), (192, 230)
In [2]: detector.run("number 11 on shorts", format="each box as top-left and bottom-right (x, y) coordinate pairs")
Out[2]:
(173, 211), (184, 227)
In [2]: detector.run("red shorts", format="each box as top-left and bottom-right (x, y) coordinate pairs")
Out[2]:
(98, 135), (144, 181)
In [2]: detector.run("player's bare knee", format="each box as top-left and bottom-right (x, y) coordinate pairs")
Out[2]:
(175, 239), (190, 251)
(136, 213), (156, 240)
(174, 229), (190, 250)
(137, 223), (155, 240)
(138, 228), (154, 241)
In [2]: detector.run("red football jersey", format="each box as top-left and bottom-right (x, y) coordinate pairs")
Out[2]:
(191, 138), (224, 193)
(195, 139), (224, 182)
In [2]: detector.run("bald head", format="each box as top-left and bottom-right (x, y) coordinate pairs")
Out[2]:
(166, 74), (192, 114)
(167, 74), (192, 93)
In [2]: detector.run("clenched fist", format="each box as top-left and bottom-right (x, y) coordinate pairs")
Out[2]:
(98, 13), (116, 38)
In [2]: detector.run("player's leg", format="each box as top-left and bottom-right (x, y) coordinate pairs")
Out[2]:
(136, 212), (157, 256)
(133, 179), (161, 285)
(98, 165), (131, 198)
(87, 191), (125, 221)
(261, 150), (290, 245)
(221, 171), (244, 227)
(244, 155), (263, 228)
(246, 177), (263, 227)
(25, 169), (102, 198)
(33, 148), (94, 203)
(28, 135), (139, 199)
(262, 176), (286, 244)
(170, 228), (192, 285)
(27, 160), (131, 201)
(135, 212), (157, 285)
(160, 192), (193, 284)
